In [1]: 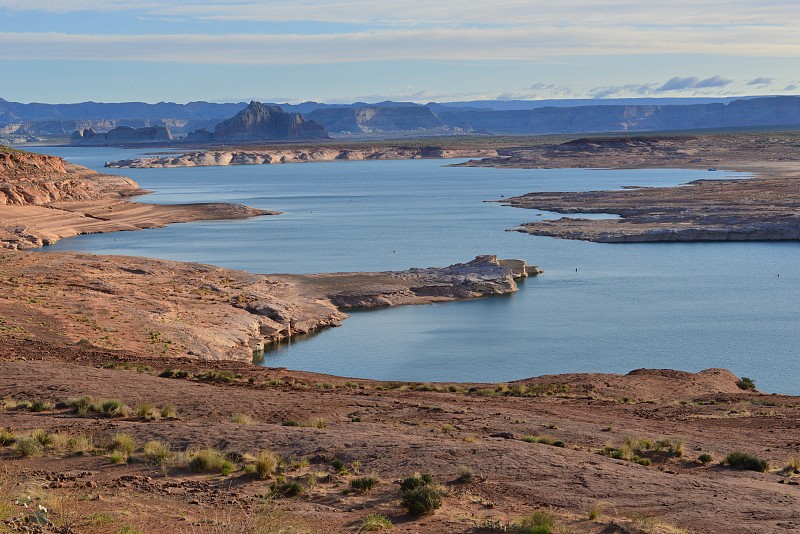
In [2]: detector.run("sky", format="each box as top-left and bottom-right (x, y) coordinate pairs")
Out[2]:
(1, 0), (799, 104)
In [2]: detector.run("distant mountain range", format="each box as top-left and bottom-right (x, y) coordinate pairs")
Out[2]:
(2, 95), (800, 144)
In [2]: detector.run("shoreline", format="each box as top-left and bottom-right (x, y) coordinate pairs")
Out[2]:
(460, 133), (800, 242)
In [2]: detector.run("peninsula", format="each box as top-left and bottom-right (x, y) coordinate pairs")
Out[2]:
(462, 132), (800, 242)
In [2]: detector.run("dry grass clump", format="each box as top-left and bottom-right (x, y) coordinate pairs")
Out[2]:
(143, 440), (172, 466)
(187, 448), (235, 475)
(253, 450), (277, 479)
(361, 513), (393, 531)
(231, 413), (254, 425)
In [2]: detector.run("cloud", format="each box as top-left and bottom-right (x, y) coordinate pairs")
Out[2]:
(657, 76), (731, 92)
(748, 77), (775, 86)
(2, 27), (800, 66)
(693, 75), (732, 88)
(785, 83), (800, 91)
(5, 1), (800, 29)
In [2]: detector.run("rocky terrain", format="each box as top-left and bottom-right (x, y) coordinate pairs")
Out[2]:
(106, 145), (500, 168)
(461, 133), (800, 242)
(0, 146), (271, 249)
(0, 339), (797, 533)
(0, 251), (536, 361)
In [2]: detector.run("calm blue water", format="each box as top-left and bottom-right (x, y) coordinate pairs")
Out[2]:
(33, 147), (799, 394)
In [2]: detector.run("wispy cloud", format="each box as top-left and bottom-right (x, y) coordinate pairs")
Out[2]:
(2, 26), (800, 65)
(4, 1), (800, 28)
(658, 75), (732, 91)
(748, 77), (775, 86)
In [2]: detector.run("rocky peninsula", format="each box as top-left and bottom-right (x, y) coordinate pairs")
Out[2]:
(0, 146), (271, 249)
(106, 145), (499, 168)
(462, 133), (800, 242)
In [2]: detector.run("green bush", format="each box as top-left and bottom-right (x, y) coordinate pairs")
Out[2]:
(400, 474), (441, 515)
(14, 436), (42, 457)
(189, 449), (234, 474)
(699, 453), (713, 464)
(736, 377), (756, 390)
(725, 451), (769, 472)
(401, 486), (441, 515)
(269, 478), (304, 498)
(350, 477), (378, 492)
(518, 511), (555, 534)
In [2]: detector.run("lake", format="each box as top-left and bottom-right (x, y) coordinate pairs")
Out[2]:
(35, 147), (799, 394)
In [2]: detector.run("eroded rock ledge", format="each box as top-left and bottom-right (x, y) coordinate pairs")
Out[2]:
(0, 147), (273, 249)
(105, 146), (499, 168)
(0, 252), (539, 361)
(471, 134), (800, 242)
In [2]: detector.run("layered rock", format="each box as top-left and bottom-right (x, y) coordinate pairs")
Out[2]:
(213, 101), (328, 142)
(0, 252), (537, 360)
(0, 146), (272, 249)
(0, 147), (140, 205)
(307, 105), (444, 134)
(105, 146), (500, 168)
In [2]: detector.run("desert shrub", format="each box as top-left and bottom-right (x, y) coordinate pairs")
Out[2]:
(136, 403), (160, 421)
(331, 459), (345, 472)
(312, 418), (326, 429)
(0, 428), (15, 446)
(111, 433), (137, 456)
(350, 477), (378, 492)
(269, 477), (304, 498)
(518, 511), (555, 534)
(159, 369), (190, 379)
(785, 455), (800, 475)
(401, 486), (441, 515)
(254, 451), (277, 479)
(68, 396), (93, 416)
(67, 434), (94, 455)
(458, 465), (473, 482)
(725, 451), (769, 472)
(93, 399), (131, 418)
(231, 413), (254, 424)
(29, 400), (53, 412)
(699, 453), (713, 465)
(736, 377), (756, 390)
(197, 370), (236, 382)
(588, 504), (602, 521)
(31, 429), (52, 447)
(189, 448), (234, 474)
(281, 420), (300, 427)
(160, 404), (177, 419)
(14, 436), (42, 457)
(361, 514), (393, 531)
(143, 441), (172, 465)
(523, 435), (565, 447)
(400, 474), (441, 515)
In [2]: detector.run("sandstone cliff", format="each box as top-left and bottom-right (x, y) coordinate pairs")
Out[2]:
(0, 146), (140, 205)
(213, 101), (328, 142)
(0, 146), (271, 249)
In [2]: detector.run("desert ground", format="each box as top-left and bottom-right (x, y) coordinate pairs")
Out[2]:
(1, 137), (799, 533)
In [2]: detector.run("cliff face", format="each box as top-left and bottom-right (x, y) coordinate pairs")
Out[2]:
(0, 146), (140, 205)
(213, 101), (329, 141)
(69, 125), (173, 146)
(308, 105), (444, 133)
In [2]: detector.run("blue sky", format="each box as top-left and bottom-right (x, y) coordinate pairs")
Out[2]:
(1, 0), (799, 104)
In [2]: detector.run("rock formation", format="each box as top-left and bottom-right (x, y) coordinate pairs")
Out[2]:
(0, 146), (272, 249)
(307, 105), (444, 134)
(105, 146), (499, 168)
(69, 125), (173, 146)
(213, 101), (328, 142)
